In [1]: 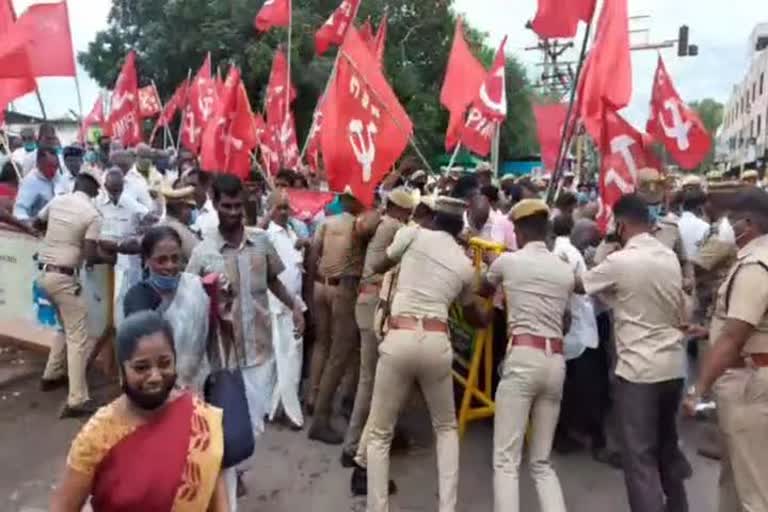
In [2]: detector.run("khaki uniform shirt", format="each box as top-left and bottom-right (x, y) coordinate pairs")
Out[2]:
(160, 216), (201, 264)
(186, 228), (284, 367)
(710, 234), (768, 355)
(361, 215), (402, 286)
(315, 212), (365, 278)
(487, 241), (574, 339)
(38, 191), (102, 268)
(583, 233), (686, 383)
(692, 223), (737, 324)
(386, 226), (475, 322)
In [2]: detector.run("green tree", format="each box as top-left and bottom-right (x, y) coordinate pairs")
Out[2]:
(79, 0), (538, 163)
(689, 98), (724, 171)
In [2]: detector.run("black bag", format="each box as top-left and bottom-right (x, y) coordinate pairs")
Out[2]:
(204, 368), (255, 469)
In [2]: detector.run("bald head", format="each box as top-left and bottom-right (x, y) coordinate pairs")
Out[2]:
(104, 167), (124, 203)
(571, 219), (601, 251)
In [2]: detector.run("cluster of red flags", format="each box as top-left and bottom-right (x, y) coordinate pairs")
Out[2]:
(0, 0), (76, 123)
(440, 19), (508, 157)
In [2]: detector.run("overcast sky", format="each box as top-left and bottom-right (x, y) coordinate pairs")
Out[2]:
(10, 0), (764, 132)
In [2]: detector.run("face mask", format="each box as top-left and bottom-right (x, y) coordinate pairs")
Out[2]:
(189, 208), (199, 225)
(122, 374), (176, 410)
(148, 271), (180, 292)
(55, 147), (63, 156)
(647, 204), (663, 224)
(576, 192), (589, 204)
(24, 142), (37, 152)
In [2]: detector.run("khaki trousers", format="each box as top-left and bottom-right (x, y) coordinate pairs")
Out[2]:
(713, 370), (747, 512)
(718, 367), (768, 512)
(312, 280), (360, 425)
(367, 328), (458, 512)
(40, 271), (91, 406)
(343, 293), (378, 454)
(493, 345), (566, 512)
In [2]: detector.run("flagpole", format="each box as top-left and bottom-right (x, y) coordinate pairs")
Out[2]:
(491, 123), (501, 176)
(34, 86), (47, 120)
(176, 69), (193, 155)
(73, 75), (84, 124)
(1, 131), (23, 181)
(283, 0), (293, 169)
(545, 19), (594, 205)
(447, 142), (462, 171)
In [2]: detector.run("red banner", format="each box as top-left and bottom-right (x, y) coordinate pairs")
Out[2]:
(108, 51), (142, 146)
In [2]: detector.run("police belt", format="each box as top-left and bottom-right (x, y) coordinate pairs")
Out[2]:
(389, 315), (449, 333)
(39, 263), (78, 276)
(508, 334), (564, 355)
(315, 275), (359, 287)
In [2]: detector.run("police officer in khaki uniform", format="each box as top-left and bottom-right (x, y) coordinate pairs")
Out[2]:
(580, 193), (689, 512)
(341, 188), (415, 465)
(308, 189), (370, 444)
(484, 199), (574, 512)
(685, 187), (768, 512)
(37, 171), (106, 418)
(362, 197), (489, 512)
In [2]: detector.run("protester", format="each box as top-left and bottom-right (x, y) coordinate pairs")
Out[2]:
(363, 196), (490, 512)
(123, 226), (211, 391)
(50, 311), (228, 512)
(264, 189), (308, 429)
(158, 184), (201, 264)
(13, 146), (63, 221)
(125, 143), (164, 214)
(678, 187), (710, 261)
(56, 145), (85, 196)
(12, 126), (37, 173)
(578, 193), (690, 512)
(37, 172), (108, 418)
(181, 168), (218, 237)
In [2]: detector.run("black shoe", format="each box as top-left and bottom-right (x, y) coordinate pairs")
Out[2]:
(350, 466), (397, 496)
(592, 447), (623, 469)
(40, 376), (68, 392)
(308, 423), (343, 445)
(59, 400), (98, 419)
(341, 451), (356, 468)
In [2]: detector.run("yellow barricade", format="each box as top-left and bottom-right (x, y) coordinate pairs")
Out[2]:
(451, 237), (505, 437)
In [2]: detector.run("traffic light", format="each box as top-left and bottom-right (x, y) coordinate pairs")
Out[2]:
(678, 25), (689, 57)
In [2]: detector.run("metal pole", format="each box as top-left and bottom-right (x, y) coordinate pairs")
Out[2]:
(73, 75), (84, 122)
(283, 0), (293, 169)
(34, 86), (47, 120)
(491, 123), (501, 176)
(545, 20), (594, 205)
(446, 142), (462, 171)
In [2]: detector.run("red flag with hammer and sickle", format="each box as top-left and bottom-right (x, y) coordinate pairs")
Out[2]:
(264, 48), (300, 171)
(321, 26), (413, 207)
(459, 36), (507, 156)
(138, 85), (162, 118)
(315, 0), (361, 56)
(646, 56), (711, 170)
(182, 54), (217, 154)
(596, 101), (653, 233)
(108, 51), (142, 146)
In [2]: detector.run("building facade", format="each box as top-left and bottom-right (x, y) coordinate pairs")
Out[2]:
(718, 23), (768, 171)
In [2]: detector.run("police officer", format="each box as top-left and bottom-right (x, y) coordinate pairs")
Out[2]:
(341, 188), (415, 465)
(307, 189), (370, 444)
(159, 184), (201, 264)
(485, 199), (574, 512)
(685, 187), (768, 511)
(363, 196), (489, 512)
(37, 171), (108, 418)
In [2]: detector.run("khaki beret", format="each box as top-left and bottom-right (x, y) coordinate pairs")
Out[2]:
(475, 162), (492, 173)
(500, 173), (516, 183)
(681, 175), (703, 187)
(742, 170), (759, 181)
(161, 184), (196, 206)
(388, 187), (417, 210)
(637, 167), (662, 183)
(510, 198), (550, 222)
(409, 170), (427, 182)
(434, 196), (466, 216)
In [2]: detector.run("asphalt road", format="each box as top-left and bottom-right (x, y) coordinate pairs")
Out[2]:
(0, 346), (720, 512)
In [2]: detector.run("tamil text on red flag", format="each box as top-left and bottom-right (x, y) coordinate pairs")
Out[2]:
(108, 51), (142, 147)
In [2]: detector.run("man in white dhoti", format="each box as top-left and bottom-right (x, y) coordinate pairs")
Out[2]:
(265, 189), (308, 429)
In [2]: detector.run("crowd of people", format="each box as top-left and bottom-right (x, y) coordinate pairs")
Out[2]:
(1, 123), (767, 512)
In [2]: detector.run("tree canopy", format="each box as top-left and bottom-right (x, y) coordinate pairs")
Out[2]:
(689, 98), (724, 171)
(78, 0), (539, 164)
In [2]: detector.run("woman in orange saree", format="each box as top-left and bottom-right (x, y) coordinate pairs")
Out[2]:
(51, 311), (228, 512)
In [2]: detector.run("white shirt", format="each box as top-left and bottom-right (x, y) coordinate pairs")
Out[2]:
(718, 217), (735, 244)
(98, 193), (149, 273)
(553, 236), (598, 360)
(193, 197), (219, 239)
(266, 220), (306, 312)
(678, 210), (710, 260)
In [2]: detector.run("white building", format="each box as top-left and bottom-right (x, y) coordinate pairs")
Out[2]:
(719, 23), (768, 170)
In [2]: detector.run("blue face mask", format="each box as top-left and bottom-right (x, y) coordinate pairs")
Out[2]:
(148, 272), (180, 293)
(647, 204), (663, 224)
(189, 208), (199, 226)
(55, 147), (63, 156)
(24, 142), (37, 152)
(576, 192), (589, 205)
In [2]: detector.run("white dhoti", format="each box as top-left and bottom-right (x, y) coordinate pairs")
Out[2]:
(268, 305), (304, 427)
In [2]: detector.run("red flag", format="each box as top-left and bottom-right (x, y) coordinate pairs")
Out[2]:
(576, 0), (631, 143)
(646, 56), (711, 170)
(458, 37), (508, 156)
(182, 54), (217, 154)
(596, 102), (653, 233)
(108, 51), (142, 147)
(440, 18), (487, 151)
(533, 103), (568, 173)
(315, 0), (361, 56)
(79, 94), (105, 142)
(321, 27), (413, 206)
(0, 0), (35, 118)
(11, 1), (76, 77)
(265, 49), (300, 170)
(138, 85), (162, 118)
(157, 80), (188, 128)
(373, 14), (388, 63)
(359, 17), (375, 51)
(531, 0), (596, 39)
(200, 68), (258, 179)
(285, 188), (334, 221)
(254, 113), (279, 175)
(254, 0), (290, 32)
